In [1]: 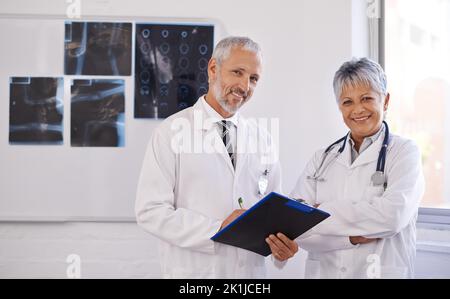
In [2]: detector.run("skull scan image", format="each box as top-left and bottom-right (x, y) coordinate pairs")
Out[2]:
(134, 24), (214, 119)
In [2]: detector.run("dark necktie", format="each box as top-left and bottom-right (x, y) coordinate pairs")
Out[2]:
(219, 120), (235, 168)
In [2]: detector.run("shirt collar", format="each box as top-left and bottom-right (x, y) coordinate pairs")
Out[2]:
(349, 124), (385, 152)
(201, 96), (239, 127)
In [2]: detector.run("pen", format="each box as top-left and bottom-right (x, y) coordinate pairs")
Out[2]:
(238, 197), (244, 209)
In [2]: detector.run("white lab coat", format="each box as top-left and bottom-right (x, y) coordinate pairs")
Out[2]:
(291, 131), (425, 279)
(135, 97), (282, 278)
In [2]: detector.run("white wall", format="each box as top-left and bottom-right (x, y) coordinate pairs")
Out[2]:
(0, 222), (161, 278)
(2, 0), (448, 279)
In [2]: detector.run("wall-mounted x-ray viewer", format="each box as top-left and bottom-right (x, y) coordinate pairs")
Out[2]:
(64, 21), (132, 76)
(9, 77), (64, 145)
(71, 79), (125, 147)
(134, 23), (214, 119)
(0, 16), (224, 220)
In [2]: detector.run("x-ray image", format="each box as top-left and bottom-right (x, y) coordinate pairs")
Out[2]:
(9, 77), (64, 144)
(71, 79), (125, 147)
(65, 22), (132, 76)
(135, 24), (214, 118)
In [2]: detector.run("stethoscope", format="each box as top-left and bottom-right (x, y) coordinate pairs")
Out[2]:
(307, 121), (390, 188)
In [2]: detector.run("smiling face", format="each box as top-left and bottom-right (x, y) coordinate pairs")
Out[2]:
(206, 47), (262, 118)
(338, 84), (390, 146)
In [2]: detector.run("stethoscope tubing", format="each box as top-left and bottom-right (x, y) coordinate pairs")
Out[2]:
(310, 121), (390, 182)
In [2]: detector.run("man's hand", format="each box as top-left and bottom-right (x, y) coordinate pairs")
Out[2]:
(265, 233), (299, 261)
(349, 236), (379, 245)
(220, 209), (246, 230)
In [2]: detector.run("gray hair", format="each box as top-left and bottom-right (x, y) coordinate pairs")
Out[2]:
(333, 57), (387, 100)
(212, 36), (261, 66)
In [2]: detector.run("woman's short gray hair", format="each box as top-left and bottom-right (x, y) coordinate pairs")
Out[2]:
(333, 57), (387, 100)
(212, 36), (261, 66)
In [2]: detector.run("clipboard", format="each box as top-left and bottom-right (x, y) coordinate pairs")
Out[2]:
(211, 192), (330, 256)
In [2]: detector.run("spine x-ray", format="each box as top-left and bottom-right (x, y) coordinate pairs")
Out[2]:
(9, 77), (64, 145)
(65, 22), (132, 76)
(71, 79), (125, 147)
(135, 24), (214, 118)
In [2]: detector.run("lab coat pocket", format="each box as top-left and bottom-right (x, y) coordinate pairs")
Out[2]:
(304, 259), (321, 279)
(363, 185), (384, 204)
(247, 159), (269, 196)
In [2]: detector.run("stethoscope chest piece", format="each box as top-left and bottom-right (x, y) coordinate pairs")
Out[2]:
(371, 171), (386, 186)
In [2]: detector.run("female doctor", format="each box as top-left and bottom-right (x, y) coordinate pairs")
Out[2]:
(291, 58), (425, 279)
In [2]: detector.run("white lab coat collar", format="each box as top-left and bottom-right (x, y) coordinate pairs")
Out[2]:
(192, 96), (249, 175)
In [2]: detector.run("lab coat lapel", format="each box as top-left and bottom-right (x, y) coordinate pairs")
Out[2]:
(220, 138), (236, 175)
(211, 126), (235, 174)
(334, 136), (352, 168)
(196, 100), (235, 175)
(234, 117), (249, 178)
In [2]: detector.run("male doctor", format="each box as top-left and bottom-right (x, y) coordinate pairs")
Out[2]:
(136, 36), (298, 279)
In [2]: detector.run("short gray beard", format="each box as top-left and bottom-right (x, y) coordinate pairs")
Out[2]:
(212, 75), (242, 115)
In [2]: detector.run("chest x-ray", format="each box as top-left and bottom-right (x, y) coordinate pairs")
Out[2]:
(65, 22), (132, 76)
(9, 77), (64, 144)
(134, 24), (214, 119)
(71, 79), (125, 147)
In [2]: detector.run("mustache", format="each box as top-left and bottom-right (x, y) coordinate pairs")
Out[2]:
(230, 87), (248, 98)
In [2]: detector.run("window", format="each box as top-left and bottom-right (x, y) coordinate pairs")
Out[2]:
(383, 0), (450, 209)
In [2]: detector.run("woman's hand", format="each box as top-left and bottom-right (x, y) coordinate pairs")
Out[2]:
(349, 236), (379, 245)
(265, 233), (299, 261)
